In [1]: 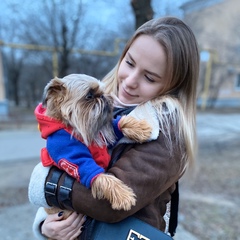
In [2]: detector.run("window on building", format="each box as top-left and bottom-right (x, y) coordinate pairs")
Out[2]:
(236, 74), (240, 91)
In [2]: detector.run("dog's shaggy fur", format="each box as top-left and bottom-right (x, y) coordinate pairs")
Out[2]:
(39, 74), (152, 237)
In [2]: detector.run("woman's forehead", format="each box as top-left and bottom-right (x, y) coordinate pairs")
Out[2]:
(127, 35), (167, 78)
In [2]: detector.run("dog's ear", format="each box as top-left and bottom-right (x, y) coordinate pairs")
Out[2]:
(42, 77), (66, 107)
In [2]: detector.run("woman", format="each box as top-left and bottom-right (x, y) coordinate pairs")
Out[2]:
(29, 16), (199, 239)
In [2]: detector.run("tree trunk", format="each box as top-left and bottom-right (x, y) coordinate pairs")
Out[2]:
(131, 0), (154, 29)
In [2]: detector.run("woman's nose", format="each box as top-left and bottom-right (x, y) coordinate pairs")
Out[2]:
(125, 71), (139, 89)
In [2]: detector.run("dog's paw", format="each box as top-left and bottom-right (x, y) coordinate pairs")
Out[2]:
(119, 116), (152, 143)
(91, 174), (136, 211)
(110, 187), (136, 211)
(130, 119), (152, 142)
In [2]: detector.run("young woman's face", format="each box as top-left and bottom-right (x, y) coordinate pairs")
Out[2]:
(117, 35), (167, 104)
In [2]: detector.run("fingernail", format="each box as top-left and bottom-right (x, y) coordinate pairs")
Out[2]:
(58, 211), (63, 217)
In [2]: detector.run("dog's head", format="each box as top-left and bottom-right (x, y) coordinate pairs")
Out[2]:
(42, 74), (115, 146)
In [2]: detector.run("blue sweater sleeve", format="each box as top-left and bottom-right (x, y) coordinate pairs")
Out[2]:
(46, 129), (104, 188)
(112, 115), (124, 140)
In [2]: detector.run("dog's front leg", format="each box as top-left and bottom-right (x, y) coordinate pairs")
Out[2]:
(91, 174), (136, 211)
(119, 116), (152, 143)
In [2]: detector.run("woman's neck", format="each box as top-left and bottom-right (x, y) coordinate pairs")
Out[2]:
(112, 94), (137, 117)
(111, 94), (138, 108)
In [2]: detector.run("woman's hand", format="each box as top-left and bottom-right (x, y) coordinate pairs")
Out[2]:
(41, 211), (85, 240)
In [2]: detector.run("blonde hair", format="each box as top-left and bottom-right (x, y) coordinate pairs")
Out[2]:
(103, 17), (199, 170)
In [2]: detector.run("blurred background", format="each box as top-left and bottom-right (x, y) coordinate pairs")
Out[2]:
(0, 0), (240, 114)
(0, 0), (239, 239)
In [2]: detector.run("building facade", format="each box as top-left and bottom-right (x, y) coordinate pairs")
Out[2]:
(181, 0), (240, 108)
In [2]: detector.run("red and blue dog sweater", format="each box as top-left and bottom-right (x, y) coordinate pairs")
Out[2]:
(35, 103), (123, 188)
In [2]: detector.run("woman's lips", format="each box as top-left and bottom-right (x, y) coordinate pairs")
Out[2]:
(122, 86), (138, 98)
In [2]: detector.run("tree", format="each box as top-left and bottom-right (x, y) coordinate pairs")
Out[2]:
(131, 0), (154, 29)
(0, 15), (27, 107)
(0, 0), (85, 106)
(19, 0), (83, 77)
(0, 0), (135, 107)
(4, 51), (24, 106)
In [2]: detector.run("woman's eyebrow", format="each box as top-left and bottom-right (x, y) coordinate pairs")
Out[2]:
(146, 70), (162, 79)
(127, 52), (162, 79)
(127, 52), (135, 63)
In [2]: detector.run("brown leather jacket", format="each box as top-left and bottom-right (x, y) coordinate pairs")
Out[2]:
(52, 124), (184, 232)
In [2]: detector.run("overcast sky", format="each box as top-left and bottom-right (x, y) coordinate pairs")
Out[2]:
(0, 0), (189, 43)
(0, 0), (189, 20)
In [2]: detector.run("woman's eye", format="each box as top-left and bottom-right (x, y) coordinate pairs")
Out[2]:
(145, 75), (155, 83)
(126, 60), (133, 67)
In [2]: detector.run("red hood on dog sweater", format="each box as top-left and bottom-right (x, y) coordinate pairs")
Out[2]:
(34, 103), (111, 188)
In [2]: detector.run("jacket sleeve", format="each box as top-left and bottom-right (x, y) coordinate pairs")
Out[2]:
(57, 129), (184, 222)
(32, 207), (48, 240)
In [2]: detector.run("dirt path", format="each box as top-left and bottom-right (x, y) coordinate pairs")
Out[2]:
(0, 110), (239, 239)
(179, 135), (240, 240)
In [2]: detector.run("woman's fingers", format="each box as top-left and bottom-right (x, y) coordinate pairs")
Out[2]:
(41, 211), (86, 240)
(57, 212), (86, 240)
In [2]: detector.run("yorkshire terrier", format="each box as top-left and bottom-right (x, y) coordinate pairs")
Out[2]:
(35, 74), (152, 227)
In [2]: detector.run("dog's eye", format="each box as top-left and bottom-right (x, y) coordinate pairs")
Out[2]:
(86, 91), (94, 100)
